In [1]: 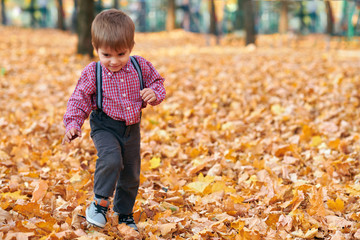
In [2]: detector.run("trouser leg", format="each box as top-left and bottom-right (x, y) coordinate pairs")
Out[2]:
(91, 130), (123, 197)
(113, 123), (141, 215)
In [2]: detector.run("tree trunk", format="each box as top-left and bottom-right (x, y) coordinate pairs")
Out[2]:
(166, 0), (176, 31)
(209, 0), (217, 36)
(77, 0), (94, 57)
(325, 1), (333, 35)
(299, 1), (306, 34)
(113, 0), (119, 9)
(95, 0), (103, 14)
(138, 1), (146, 32)
(243, 0), (255, 45)
(71, 0), (78, 33)
(279, 1), (288, 34)
(30, 0), (36, 27)
(57, 0), (66, 30)
(234, 0), (243, 30)
(1, 0), (7, 25)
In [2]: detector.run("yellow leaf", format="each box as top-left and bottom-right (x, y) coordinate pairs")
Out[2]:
(0, 150), (10, 161)
(184, 173), (217, 194)
(346, 184), (360, 196)
(230, 195), (245, 204)
(1, 190), (28, 200)
(310, 136), (322, 147)
(271, 104), (285, 115)
(184, 181), (211, 194)
(231, 219), (245, 231)
(211, 182), (226, 193)
(149, 157), (161, 169)
(327, 197), (345, 212)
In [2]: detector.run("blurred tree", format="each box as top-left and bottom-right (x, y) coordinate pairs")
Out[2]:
(234, 0), (244, 30)
(30, 0), (36, 27)
(138, 0), (146, 32)
(95, 0), (103, 14)
(71, 0), (78, 33)
(279, 0), (288, 34)
(57, 0), (66, 30)
(39, 0), (49, 27)
(113, 0), (119, 9)
(325, 0), (333, 35)
(299, 1), (306, 34)
(209, 0), (219, 44)
(1, 0), (7, 25)
(77, 0), (94, 56)
(243, 0), (255, 45)
(179, 0), (190, 31)
(166, 0), (176, 31)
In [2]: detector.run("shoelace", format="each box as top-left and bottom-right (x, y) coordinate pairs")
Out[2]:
(118, 213), (135, 225)
(94, 202), (108, 219)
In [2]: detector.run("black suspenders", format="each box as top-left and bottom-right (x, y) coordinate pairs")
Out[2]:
(95, 56), (144, 111)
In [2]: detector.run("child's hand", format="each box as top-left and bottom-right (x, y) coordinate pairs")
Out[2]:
(140, 88), (157, 104)
(62, 128), (82, 145)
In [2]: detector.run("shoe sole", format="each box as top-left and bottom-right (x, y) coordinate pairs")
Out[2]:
(85, 207), (106, 228)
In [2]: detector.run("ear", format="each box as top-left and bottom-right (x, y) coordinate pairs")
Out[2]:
(92, 42), (98, 53)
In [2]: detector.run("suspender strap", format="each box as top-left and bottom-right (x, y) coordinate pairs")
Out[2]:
(96, 61), (103, 110)
(130, 56), (144, 90)
(95, 57), (144, 111)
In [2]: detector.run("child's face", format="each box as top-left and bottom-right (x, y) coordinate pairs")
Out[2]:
(96, 46), (132, 72)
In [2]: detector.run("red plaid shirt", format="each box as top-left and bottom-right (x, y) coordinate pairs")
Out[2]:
(63, 55), (165, 133)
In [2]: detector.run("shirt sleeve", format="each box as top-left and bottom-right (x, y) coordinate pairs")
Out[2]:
(135, 56), (166, 106)
(63, 62), (96, 133)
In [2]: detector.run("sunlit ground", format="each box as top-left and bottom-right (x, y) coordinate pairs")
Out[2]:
(1, 26), (360, 239)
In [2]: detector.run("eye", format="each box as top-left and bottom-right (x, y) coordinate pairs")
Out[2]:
(118, 52), (125, 56)
(103, 53), (110, 57)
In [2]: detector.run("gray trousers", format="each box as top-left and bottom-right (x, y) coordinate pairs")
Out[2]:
(90, 110), (141, 215)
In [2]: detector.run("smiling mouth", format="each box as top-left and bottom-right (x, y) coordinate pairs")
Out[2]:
(110, 65), (121, 69)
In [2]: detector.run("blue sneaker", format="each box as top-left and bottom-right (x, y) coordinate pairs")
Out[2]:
(85, 197), (110, 228)
(117, 213), (138, 231)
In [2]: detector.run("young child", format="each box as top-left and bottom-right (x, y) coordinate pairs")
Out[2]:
(62, 9), (166, 231)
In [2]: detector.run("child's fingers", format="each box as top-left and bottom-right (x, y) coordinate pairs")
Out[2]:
(62, 129), (81, 145)
(141, 89), (156, 103)
(62, 134), (71, 145)
(75, 129), (82, 138)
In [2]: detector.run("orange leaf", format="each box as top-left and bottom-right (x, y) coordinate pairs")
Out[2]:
(31, 180), (48, 203)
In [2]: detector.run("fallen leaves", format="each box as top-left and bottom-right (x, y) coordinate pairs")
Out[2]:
(1, 26), (360, 239)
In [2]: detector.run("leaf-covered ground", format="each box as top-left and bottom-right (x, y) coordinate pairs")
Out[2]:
(1, 26), (360, 239)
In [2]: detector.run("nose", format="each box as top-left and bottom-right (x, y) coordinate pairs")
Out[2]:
(110, 57), (120, 66)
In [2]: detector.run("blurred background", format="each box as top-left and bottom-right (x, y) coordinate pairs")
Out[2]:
(1, 0), (360, 55)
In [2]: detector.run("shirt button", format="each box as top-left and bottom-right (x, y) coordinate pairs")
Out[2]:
(108, 73), (111, 76)
(123, 94), (126, 97)
(127, 107), (130, 110)
(120, 79), (124, 82)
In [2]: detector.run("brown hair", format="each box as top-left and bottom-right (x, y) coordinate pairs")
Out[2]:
(91, 9), (135, 51)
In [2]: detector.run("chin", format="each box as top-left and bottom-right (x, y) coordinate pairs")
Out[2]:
(110, 68), (121, 72)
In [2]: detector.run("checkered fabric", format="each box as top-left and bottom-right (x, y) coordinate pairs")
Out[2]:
(64, 56), (165, 132)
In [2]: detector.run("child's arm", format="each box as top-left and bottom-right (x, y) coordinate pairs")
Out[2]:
(63, 63), (96, 143)
(134, 56), (166, 106)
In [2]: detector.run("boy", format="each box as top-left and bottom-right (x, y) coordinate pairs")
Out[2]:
(62, 9), (166, 231)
